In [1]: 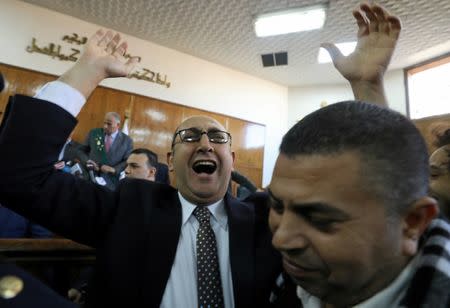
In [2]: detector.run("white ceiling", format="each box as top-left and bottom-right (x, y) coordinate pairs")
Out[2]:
(20, 0), (450, 87)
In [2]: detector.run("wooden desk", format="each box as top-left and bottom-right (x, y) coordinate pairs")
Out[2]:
(0, 238), (95, 263)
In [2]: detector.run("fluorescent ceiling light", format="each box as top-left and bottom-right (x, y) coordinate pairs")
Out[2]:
(318, 41), (357, 63)
(254, 5), (326, 37)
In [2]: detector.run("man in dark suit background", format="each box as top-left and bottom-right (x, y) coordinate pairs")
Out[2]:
(82, 111), (133, 189)
(155, 162), (170, 184)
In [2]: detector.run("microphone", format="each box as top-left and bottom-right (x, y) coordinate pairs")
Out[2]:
(70, 163), (83, 177)
(88, 170), (96, 183)
(86, 161), (97, 183)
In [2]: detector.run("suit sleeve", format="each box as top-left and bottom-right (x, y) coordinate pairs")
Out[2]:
(0, 95), (120, 247)
(29, 221), (53, 239)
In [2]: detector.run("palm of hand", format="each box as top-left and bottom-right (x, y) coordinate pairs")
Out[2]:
(335, 32), (397, 83)
(79, 31), (135, 79)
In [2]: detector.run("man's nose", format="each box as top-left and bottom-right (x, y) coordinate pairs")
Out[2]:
(197, 133), (214, 152)
(271, 215), (309, 252)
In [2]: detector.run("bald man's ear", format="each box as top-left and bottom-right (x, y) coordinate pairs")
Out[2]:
(167, 152), (174, 172)
(401, 196), (439, 256)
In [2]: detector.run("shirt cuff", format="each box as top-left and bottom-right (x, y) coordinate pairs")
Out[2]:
(35, 80), (86, 117)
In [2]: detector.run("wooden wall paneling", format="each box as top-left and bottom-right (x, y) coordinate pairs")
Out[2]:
(130, 95), (183, 160)
(227, 117), (265, 187)
(0, 63), (266, 192)
(0, 63), (53, 124)
(181, 106), (229, 130)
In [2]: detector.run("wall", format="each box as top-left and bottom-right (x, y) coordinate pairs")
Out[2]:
(287, 69), (407, 127)
(0, 0), (288, 186)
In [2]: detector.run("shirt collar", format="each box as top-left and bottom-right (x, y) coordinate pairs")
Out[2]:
(106, 130), (119, 140)
(296, 255), (420, 308)
(178, 192), (228, 230)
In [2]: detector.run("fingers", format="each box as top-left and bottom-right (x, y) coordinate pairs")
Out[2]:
(89, 29), (105, 45)
(372, 5), (388, 34)
(98, 30), (114, 48)
(354, 3), (401, 38)
(106, 33), (121, 54)
(113, 41), (127, 57)
(387, 15), (402, 40)
(353, 10), (369, 38)
(320, 43), (343, 64)
(90, 29), (130, 57)
(360, 3), (379, 32)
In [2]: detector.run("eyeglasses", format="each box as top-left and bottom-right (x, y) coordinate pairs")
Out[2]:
(172, 128), (232, 147)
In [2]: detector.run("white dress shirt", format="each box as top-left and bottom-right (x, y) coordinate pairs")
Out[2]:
(296, 255), (420, 308)
(35, 81), (235, 308)
(160, 193), (234, 308)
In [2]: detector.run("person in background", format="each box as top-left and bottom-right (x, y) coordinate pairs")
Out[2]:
(54, 132), (89, 180)
(228, 170), (258, 200)
(124, 148), (158, 181)
(82, 111), (133, 190)
(429, 128), (450, 218)
(155, 162), (170, 185)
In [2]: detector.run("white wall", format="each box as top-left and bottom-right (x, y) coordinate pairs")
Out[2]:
(0, 0), (288, 186)
(287, 70), (407, 127)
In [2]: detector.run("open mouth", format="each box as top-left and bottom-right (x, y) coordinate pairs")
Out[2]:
(192, 160), (217, 174)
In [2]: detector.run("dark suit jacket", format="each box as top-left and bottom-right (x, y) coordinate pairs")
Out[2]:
(82, 127), (133, 190)
(155, 162), (170, 184)
(0, 206), (52, 238)
(0, 95), (281, 308)
(83, 127), (133, 172)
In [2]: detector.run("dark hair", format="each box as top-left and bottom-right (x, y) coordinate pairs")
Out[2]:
(435, 128), (450, 148)
(130, 148), (158, 168)
(280, 101), (429, 216)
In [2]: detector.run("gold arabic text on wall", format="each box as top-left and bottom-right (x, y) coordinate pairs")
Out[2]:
(26, 33), (170, 88)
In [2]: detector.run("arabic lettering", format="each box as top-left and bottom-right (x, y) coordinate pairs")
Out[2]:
(62, 33), (87, 45)
(26, 38), (80, 62)
(124, 53), (142, 63)
(26, 36), (170, 88)
(129, 68), (171, 88)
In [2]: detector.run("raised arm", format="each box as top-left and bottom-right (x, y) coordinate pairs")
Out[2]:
(58, 29), (138, 99)
(322, 3), (401, 107)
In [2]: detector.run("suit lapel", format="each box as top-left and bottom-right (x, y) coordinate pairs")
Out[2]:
(142, 187), (182, 307)
(226, 194), (255, 308)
